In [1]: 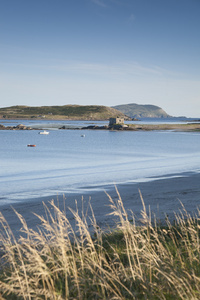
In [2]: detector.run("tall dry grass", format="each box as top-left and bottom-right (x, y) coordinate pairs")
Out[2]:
(0, 189), (200, 299)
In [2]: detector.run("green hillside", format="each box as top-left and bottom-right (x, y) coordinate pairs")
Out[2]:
(0, 105), (128, 120)
(112, 103), (171, 118)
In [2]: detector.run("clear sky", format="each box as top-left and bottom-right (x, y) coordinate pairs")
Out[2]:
(0, 0), (199, 117)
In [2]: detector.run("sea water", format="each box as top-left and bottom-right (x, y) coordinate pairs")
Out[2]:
(1, 123), (200, 205)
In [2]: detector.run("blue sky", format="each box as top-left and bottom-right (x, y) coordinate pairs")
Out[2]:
(0, 0), (199, 117)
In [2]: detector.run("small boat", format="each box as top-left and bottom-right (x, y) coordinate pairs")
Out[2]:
(27, 144), (36, 147)
(38, 130), (49, 135)
(81, 134), (85, 137)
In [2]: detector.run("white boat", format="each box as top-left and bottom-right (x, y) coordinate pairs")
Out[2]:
(38, 130), (49, 135)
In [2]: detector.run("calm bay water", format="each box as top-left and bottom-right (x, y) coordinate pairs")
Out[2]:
(1, 121), (200, 205)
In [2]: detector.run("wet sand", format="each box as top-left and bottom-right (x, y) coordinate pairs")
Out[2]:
(1, 171), (200, 238)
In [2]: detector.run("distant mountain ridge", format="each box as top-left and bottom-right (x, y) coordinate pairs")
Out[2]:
(112, 103), (171, 118)
(0, 105), (129, 120)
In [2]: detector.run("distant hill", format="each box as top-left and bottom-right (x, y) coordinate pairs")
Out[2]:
(112, 103), (171, 118)
(0, 105), (129, 120)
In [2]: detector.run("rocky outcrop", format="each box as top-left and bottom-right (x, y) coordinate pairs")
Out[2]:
(0, 124), (32, 130)
(15, 124), (31, 130)
(81, 125), (109, 130)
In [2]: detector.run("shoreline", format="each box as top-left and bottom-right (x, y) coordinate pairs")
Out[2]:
(1, 171), (200, 238)
(81, 123), (200, 131)
(1, 122), (200, 131)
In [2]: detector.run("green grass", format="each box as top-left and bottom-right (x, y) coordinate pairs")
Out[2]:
(0, 105), (125, 120)
(1, 190), (200, 299)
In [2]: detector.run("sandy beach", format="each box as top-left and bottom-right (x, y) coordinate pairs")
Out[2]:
(1, 171), (200, 238)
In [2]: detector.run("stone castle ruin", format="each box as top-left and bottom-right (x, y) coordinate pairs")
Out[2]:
(109, 117), (124, 126)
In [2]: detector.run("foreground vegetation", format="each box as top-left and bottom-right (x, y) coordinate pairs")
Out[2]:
(1, 190), (200, 299)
